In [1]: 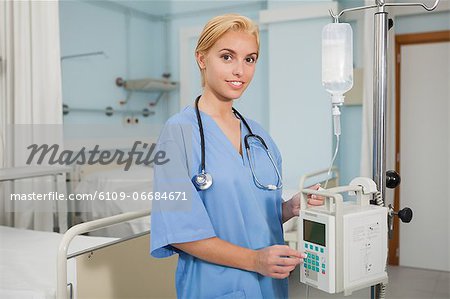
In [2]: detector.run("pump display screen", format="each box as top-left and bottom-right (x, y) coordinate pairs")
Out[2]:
(303, 219), (326, 246)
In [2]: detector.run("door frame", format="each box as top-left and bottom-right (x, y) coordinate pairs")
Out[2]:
(390, 30), (450, 265)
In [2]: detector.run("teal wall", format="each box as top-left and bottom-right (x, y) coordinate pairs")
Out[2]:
(267, 0), (337, 9)
(334, 18), (362, 186)
(266, 14), (334, 189)
(395, 11), (450, 34)
(59, 1), (168, 126)
(59, 0), (449, 186)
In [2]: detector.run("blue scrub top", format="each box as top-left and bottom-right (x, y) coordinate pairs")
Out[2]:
(151, 106), (287, 299)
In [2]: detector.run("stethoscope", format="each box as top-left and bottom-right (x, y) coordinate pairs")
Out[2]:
(192, 95), (283, 191)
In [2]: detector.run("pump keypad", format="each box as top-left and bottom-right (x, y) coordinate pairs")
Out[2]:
(303, 242), (326, 277)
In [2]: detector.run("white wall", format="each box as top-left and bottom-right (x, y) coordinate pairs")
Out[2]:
(399, 41), (449, 272)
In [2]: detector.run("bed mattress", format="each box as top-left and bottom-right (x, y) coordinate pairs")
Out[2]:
(0, 226), (115, 298)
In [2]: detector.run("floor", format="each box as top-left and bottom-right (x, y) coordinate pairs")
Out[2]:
(288, 265), (450, 299)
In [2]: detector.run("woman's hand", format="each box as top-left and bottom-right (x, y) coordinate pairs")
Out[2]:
(283, 184), (324, 222)
(253, 245), (306, 279)
(306, 184), (326, 207)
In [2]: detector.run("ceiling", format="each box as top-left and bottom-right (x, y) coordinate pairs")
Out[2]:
(110, 0), (265, 17)
(111, 0), (170, 16)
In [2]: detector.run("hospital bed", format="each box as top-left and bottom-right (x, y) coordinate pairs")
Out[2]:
(0, 225), (114, 298)
(283, 167), (339, 250)
(0, 210), (177, 299)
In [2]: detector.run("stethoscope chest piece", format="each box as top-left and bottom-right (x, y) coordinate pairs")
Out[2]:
(192, 171), (213, 190)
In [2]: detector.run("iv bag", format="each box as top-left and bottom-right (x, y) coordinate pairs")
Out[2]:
(322, 23), (353, 104)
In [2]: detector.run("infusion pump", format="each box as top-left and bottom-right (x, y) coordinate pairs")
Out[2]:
(299, 177), (388, 296)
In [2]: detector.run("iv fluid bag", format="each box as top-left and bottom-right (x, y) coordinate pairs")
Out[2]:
(322, 23), (353, 102)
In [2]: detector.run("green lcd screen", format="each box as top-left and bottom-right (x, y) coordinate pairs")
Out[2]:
(303, 219), (326, 247)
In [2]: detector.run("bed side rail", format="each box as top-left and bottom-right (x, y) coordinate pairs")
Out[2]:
(57, 209), (151, 299)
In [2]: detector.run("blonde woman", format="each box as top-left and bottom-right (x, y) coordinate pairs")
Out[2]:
(151, 14), (322, 298)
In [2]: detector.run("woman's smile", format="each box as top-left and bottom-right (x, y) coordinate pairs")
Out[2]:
(226, 80), (245, 89)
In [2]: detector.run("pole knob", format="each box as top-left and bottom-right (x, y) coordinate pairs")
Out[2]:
(397, 207), (413, 223)
(388, 206), (413, 240)
(386, 170), (401, 189)
(388, 18), (394, 30)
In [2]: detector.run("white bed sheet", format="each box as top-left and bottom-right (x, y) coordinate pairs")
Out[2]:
(0, 226), (116, 299)
(74, 166), (153, 237)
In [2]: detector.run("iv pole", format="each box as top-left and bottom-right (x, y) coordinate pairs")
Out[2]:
(329, 0), (441, 298)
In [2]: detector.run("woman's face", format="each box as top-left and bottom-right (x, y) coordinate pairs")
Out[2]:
(197, 30), (258, 101)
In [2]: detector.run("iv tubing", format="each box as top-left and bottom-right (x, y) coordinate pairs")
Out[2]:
(325, 134), (340, 189)
(325, 106), (341, 188)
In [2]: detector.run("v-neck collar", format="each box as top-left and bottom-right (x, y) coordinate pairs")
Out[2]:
(188, 105), (246, 165)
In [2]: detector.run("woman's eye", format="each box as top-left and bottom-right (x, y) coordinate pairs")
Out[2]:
(222, 54), (232, 61)
(246, 57), (256, 63)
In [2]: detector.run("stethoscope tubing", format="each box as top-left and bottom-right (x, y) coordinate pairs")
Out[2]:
(195, 96), (207, 174)
(194, 95), (282, 191)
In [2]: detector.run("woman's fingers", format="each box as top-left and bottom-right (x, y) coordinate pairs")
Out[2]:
(308, 197), (324, 206)
(272, 265), (296, 273)
(275, 256), (302, 267)
(269, 265), (297, 279)
(274, 245), (303, 258)
(307, 184), (325, 206)
(256, 245), (306, 278)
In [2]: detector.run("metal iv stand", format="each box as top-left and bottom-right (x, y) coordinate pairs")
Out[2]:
(329, 0), (441, 298)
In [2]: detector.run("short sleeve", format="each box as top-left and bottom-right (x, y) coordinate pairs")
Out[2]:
(150, 122), (216, 258)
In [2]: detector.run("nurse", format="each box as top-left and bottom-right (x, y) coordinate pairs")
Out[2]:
(151, 14), (323, 298)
